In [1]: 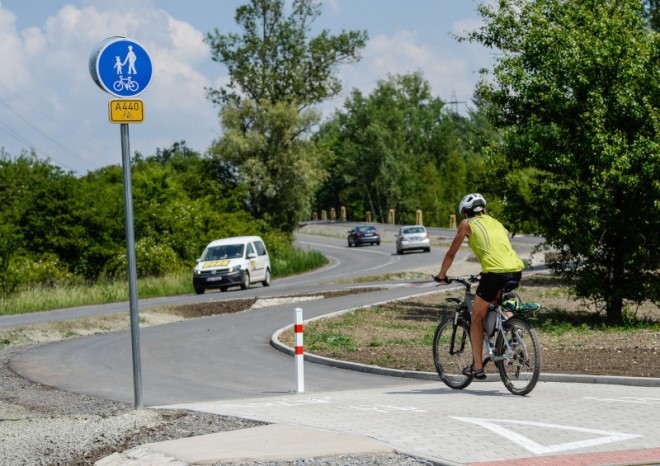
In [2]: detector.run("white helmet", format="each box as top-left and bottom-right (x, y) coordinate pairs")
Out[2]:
(459, 193), (486, 214)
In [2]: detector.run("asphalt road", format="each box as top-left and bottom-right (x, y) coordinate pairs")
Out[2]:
(7, 230), (456, 405)
(0, 229), (455, 330)
(10, 226), (660, 466)
(7, 226), (543, 406)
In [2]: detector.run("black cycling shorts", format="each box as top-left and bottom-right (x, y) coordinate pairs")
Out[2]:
(476, 271), (522, 302)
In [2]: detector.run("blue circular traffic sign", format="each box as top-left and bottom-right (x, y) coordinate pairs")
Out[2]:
(89, 36), (153, 97)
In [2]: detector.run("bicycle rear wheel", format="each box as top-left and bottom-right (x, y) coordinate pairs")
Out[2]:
(433, 317), (473, 390)
(495, 317), (541, 396)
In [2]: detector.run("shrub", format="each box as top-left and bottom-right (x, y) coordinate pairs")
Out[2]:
(103, 237), (183, 278)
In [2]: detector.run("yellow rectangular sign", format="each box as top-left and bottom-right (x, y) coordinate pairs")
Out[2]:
(109, 99), (144, 123)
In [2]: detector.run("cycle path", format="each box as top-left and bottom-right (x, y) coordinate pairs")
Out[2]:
(106, 379), (660, 466)
(95, 263), (660, 466)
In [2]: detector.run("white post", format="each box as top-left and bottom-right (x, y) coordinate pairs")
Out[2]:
(294, 307), (305, 393)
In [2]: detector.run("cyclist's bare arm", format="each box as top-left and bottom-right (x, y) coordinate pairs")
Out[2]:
(438, 220), (471, 280)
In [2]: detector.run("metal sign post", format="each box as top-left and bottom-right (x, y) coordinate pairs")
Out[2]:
(89, 36), (153, 410)
(120, 123), (142, 408)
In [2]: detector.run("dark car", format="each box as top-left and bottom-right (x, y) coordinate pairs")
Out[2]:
(347, 225), (381, 247)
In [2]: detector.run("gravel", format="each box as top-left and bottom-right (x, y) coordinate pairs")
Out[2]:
(0, 344), (434, 466)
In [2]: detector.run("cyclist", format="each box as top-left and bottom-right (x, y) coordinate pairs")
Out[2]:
(435, 193), (524, 379)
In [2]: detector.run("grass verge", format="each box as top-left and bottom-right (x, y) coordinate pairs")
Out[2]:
(0, 248), (329, 316)
(279, 275), (660, 377)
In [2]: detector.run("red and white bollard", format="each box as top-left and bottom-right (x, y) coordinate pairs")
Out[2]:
(294, 307), (305, 393)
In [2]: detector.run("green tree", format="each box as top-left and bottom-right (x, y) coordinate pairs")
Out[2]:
(77, 165), (126, 278)
(417, 162), (444, 227)
(206, 0), (367, 108)
(0, 145), (282, 287)
(315, 72), (489, 226)
(0, 153), (90, 273)
(211, 99), (330, 230)
(0, 221), (22, 297)
(644, 0), (660, 30)
(205, 0), (367, 230)
(465, 0), (660, 324)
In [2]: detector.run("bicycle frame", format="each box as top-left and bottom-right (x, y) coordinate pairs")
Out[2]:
(445, 278), (528, 365)
(433, 274), (542, 395)
(483, 305), (520, 364)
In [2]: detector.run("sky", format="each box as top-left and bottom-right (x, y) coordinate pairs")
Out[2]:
(0, 0), (493, 175)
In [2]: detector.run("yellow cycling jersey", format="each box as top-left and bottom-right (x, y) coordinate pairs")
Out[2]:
(467, 214), (524, 273)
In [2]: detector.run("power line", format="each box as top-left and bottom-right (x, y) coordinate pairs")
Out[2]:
(0, 98), (99, 170)
(0, 119), (36, 149)
(447, 90), (466, 114)
(0, 83), (106, 155)
(0, 118), (78, 172)
(0, 84), (104, 171)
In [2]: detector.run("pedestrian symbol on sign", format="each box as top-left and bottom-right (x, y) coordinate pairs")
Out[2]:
(124, 45), (137, 75)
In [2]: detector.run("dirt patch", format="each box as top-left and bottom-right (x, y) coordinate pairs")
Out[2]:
(279, 276), (660, 378)
(3, 280), (658, 378)
(167, 298), (258, 318)
(0, 288), (387, 347)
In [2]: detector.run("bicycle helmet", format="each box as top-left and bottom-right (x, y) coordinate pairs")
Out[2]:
(459, 193), (486, 214)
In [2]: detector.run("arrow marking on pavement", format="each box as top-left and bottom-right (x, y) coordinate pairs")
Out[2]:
(452, 417), (639, 455)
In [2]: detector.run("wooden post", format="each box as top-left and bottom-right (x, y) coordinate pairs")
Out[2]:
(340, 206), (346, 222)
(449, 214), (457, 229)
(366, 211), (372, 222)
(322, 210), (327, 220)
(388, 209), (395, 224)
(416, 209), (423, 225)
(330, 208), (336, 221)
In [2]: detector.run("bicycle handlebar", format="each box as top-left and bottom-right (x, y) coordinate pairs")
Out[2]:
(431, 274), (480, 288)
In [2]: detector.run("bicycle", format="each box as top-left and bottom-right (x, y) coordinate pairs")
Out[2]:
(431, 274), (542, 396)
(113, 76), (139, 92)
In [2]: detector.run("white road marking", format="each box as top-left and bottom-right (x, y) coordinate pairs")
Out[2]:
(219, 397), (333, 409)
(584, 396), (660, 404)
(161, 396), (334, 412)
(297, 239), (401, 275)
(452, 417), (640, 455)
(297, 240), (388, 255)
(349, 404), (427, 413)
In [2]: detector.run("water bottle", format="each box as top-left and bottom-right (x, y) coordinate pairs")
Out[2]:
(484, 309), (497, 337)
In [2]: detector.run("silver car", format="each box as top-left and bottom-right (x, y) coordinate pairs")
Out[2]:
(395, 225), (431, 254)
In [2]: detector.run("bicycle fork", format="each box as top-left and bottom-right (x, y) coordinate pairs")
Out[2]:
(449, 311), (469, 355)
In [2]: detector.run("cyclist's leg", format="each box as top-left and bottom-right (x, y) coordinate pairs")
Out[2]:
(470, 296), (490, 371)
(472, 272), (505, 370)
(502, 271), (523, 319)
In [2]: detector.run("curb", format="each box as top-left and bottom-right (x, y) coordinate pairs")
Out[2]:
(270, 311), (660, 389)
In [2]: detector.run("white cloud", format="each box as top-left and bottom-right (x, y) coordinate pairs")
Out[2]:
(0, 1), (492, 172)
(336, 30), (480, 111)
(323, 0), (342, 15)
(452, 16), (484, 38)
(0, 7), (31, 90)
(0, 2), (220, 173)
(165, 16), (208, 63)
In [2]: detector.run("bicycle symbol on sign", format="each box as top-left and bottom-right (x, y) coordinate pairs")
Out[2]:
(113, 76), (139, 93)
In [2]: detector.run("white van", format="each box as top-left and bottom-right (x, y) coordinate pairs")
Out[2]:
(192, 236), (271, 294)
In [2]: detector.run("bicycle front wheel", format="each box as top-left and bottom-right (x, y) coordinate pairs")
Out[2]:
(495, 317), (541, 396)
(433, 317), (473, 390)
